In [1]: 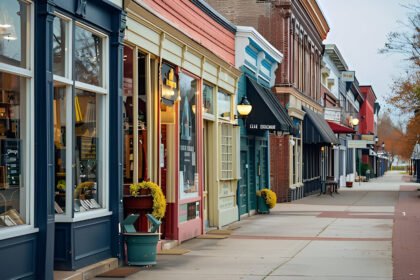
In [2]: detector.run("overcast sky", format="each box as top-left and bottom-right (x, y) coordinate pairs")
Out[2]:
(317, 0), (416, 116)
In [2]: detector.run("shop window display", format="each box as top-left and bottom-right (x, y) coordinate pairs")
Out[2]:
(0, 72), (26, 227)
(123, 46), (148, 185)
(179, 73), (198, 199)
(53, 86), (67, 213)
(53, 16), (108, 216)
(74, 90), (102, 212)
(217, 90), (231, 120)
(202, 83), (214, 115)
(0, 0), (31, 229)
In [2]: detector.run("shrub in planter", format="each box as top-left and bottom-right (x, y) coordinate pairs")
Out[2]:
(129, 181), (166, 219)
(256, 188), (277, 213)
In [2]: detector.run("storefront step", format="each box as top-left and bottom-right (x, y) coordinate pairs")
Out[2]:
(54, 258), (118, 280)
(159, 240), (179, 251)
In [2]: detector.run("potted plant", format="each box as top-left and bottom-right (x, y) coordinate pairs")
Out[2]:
(123, 181), (166, 266)
(256, 188), (277, 214)
(128, 181), (166, 220)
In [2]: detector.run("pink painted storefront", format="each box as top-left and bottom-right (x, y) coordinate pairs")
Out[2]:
(123, 0), (241, 243)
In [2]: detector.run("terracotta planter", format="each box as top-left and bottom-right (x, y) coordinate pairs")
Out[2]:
(123, 195), (153, 232)
(346, 181), (353, 188)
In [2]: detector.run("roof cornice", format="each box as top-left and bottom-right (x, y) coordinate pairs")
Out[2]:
(324, 44), (348, 71)
(236, 26), (284, 63)
(299, 0), (330, 40)
(190, 0), (236, 33)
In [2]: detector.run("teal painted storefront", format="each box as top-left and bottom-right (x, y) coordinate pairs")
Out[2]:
(235, 30), (294, 217)
(237, 68), (271, 216)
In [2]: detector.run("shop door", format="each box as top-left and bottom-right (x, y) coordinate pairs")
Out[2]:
(259, 146), (268, 188)
(239, 150), (248, 215)
(248, 141), (256, 210)
(203, 121), (210, 229)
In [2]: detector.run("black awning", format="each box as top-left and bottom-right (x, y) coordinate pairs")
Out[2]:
(303, 107), (339, 145)
(245, 77), (295, 134)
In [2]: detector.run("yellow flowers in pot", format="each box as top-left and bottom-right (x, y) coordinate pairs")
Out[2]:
(256, 188), (277, 209)
(129, 181), (167, 220)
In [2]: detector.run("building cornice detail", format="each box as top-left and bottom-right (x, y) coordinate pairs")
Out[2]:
(298, 0), (329, 40)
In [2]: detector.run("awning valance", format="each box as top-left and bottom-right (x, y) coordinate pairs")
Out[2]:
(245, 77), (296, 134)
(303, 107), (339, 145)
(327, 121), (355, 134)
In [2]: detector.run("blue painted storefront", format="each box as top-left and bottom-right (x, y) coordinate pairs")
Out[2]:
(0, 1), (124, 279)
(235, 32), (292, 216)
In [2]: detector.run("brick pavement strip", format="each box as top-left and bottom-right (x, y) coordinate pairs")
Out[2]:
(393, 186), (420, 280)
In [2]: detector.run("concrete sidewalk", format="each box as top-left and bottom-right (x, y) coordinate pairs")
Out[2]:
(97, 171), (417, 280)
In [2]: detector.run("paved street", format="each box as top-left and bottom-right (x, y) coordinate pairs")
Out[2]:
(98, 171), (420, 280)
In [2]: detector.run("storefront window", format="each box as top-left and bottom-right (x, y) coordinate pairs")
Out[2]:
(123, 46), (134, 184)
(74, 89), (102, 212)
(53, 17), (108, 217)
(218, 90), (231, 120)
(202, 83), (214, 114)
(53, 17), (68, 77)
(74, 26), (103, 86)
(123, 46), (148, 184)
(0, 72), (26, 227)
(0, 1), (29, 68)
(54, 86), (67, 214)
(179, 73), (198, 199)
(220, 124), (233, 179)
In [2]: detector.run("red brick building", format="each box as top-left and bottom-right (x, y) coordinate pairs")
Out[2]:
(359, 86), (377, 135)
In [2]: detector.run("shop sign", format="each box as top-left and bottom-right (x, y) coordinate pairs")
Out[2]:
(341, 71), (355, 82)
(347, 140), (374, 148)
(324, 108), (341, 122)
(248, 123), (276, 130)
(361, 134), (375, 141)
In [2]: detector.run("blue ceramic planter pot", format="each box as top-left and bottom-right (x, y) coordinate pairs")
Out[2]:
(257, 196), (270, 214)
(125, 233), (160, 266)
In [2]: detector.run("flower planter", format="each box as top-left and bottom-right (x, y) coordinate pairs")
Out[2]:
(125, 232), (160, 266)
(124, 196), (153, 232)
(346, 181), (353, 188)
(257, 196), (270, 214)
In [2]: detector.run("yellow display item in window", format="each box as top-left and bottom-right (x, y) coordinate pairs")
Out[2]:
(75, 96), (83, 123)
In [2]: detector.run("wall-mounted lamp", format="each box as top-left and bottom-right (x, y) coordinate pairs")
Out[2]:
(350, 117), (359, 126)
(236, 96), (252, 118)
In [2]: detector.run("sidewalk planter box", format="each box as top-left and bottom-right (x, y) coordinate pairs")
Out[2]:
(125, 233), (160, 266)
(122, 214), (161, 266)
(257, 196), (269, 214)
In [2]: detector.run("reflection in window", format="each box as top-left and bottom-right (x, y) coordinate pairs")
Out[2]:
(0, 72), (25, 227)
(202, 84), (214, 114)
(123, 46), (133, 184)
(53, 17), (67, 77)
(74, 90), (102, 212)
(0, 0), (28, 68)
(74, 26), (103, 86)
(54, 86), (66, 214)
(179, 73), (198, 199)
(218, 90), (231, 120)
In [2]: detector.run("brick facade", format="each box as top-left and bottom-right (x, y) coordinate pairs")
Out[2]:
(270, 134), (290, 202)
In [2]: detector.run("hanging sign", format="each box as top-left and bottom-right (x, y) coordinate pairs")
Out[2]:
(341, 71), (355, 82)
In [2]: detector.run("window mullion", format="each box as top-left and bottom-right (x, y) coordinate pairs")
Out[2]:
(133, 49), (139, 184)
